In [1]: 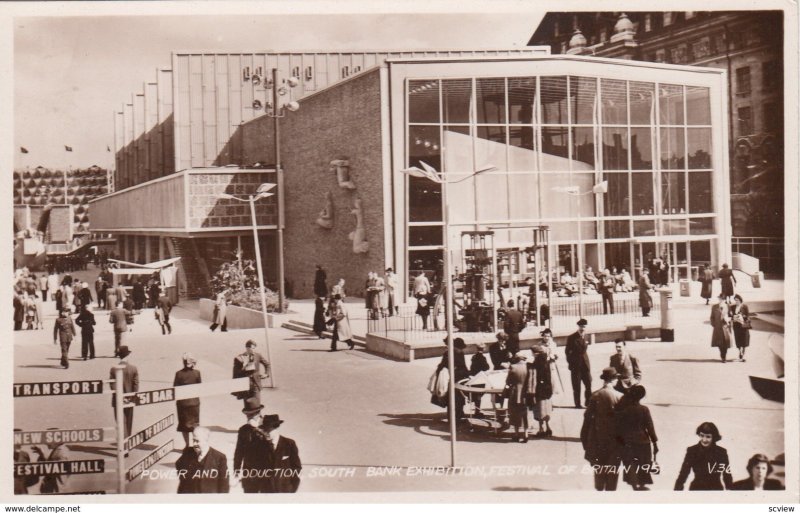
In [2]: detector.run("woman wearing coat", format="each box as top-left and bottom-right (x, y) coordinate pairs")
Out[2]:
(710, 296), (731, 363)
(209, 292), (228, 332)
(312, 297), (327, 339)
(505, 353), (532, 443)
(616, 385), (659, 490)
(437, 337), (470, 424)
(699, 265), (714, 305)
(329, 297), (354, 351)
(530, 345), (554, 438)
(674, 422), (733, 491)
(730, 294), (751, 362)
(173, 354), (202, 448)
(718, 263), (736, 303)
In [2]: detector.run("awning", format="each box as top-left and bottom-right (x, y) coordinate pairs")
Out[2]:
(109, 268), (159, 276)
(108, 256), (181, 269)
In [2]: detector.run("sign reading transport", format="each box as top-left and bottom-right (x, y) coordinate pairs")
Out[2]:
(14, 428), (105, 446)
(127, 439), (173, 481)
(125, 414), (175, 452)
(14, 459), (105, 477)
(133, 387), (175, 406)
(13, 380), (104, 397)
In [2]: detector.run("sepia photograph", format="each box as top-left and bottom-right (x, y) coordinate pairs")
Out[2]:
(4, 0), (798, 507)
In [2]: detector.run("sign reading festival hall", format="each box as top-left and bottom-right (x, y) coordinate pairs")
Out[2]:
(13, 380), (103, 397)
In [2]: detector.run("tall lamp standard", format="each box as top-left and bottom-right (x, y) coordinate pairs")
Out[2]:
(218, 183), (277, 388)
(401, 161), (497, 467)
(552, 181), (608, 318)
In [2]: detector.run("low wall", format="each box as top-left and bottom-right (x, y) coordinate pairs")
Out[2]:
(198, 298), (276, 329)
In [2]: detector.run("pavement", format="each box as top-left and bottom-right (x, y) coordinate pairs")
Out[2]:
(13, 266), (786, 495)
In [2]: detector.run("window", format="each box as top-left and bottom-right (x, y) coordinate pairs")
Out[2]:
(408, 80), (440, 124)
(735, 67), (751, 95)
(738, 106), (753, 136)
(291, 66), (300, 78)
(442, 79), (471, 124)
(688, 172), (713, 213)
(341, 66), (350, 79)
(304, 66), (313, 81)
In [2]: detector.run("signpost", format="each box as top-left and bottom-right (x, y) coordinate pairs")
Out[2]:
(124, 414), (174, 453)
(126, 440), (173, 482)
(14, 459), (105, 477)
(132, 388), (175, 406)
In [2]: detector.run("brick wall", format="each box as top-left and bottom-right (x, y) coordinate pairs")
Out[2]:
(276, 69), (387, 299)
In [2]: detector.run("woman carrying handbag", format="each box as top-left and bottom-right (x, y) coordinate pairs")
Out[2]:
(730, 294), (751, 362)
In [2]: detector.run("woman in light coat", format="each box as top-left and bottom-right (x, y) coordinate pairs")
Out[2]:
(710, 296), (731, 363)
(329, 297), (354, 351)
(209, 292), (228, 332)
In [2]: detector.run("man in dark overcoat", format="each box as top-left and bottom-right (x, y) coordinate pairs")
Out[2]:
(233, 404), (269, 493)
(176, 427), (229, 494)
(109, 346), (139, 438)
(261, 415), (302, 493)
(565, 318), (592, 408)
(502, 300), (525, 355)
(581, 367), (623, 491)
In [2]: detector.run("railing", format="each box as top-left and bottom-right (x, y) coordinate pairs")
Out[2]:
(366, 291), (661, 340)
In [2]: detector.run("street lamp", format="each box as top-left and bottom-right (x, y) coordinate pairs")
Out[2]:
(218, 182), (277, 388)
(401, 160), (498, 468)
(551, 181), (608, 317)
(242, 67), (301, 313)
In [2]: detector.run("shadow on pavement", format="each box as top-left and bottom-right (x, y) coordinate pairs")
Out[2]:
(493, 486), (548, 491)
(656, 358), (724, 363)
(18, 364), (63, 369)
(379, 413), (547, 444)
(207, 425), (239, 435)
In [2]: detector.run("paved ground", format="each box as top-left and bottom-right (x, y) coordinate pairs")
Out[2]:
(13, 266), (785, 495)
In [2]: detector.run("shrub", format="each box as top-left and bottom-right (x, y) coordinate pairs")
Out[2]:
(209, 259), (287, 313)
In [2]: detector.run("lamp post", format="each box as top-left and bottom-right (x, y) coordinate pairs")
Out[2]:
(401, 161), (497, 468)
(552, 182), (608, 318)
(218, 183), (277, 388)
(242, 66), (301, 313)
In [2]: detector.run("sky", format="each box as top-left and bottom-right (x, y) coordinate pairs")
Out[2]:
(12, 4), (545, 169)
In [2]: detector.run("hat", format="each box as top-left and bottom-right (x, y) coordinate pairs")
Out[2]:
(182, 352), (197, 365)
(577, 319), (588, 327)
(600, 367), (618, 381)
(260, 414), (284, 430)
(531, 344), (546, 355)
(386, 267), (393, 273)
(242, 396), (264, 419)
(629, 384), (646, 401)
(540, 328), (552, 336)
(118, 346), (132, 358)
(476, 343), (486, 352)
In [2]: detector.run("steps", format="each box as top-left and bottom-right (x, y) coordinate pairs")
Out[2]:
(166, 237), (210, 299)
(281, 319), (366, 347)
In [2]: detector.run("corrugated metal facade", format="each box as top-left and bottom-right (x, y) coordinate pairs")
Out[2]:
(113, 49), (548, 190)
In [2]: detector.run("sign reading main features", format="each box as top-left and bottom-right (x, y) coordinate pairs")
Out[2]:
(133, 388), (175, 406)
(125, 414), (175, 452)
(127, 440), (173, 481)
(15, 429), (104, 446)
(14, 380), (103, 397)
(14, 459), (105, 477)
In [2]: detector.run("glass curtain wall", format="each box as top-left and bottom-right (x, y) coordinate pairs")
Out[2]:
(406, 75), (717, 287)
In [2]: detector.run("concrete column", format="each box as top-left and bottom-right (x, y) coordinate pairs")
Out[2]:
(158, 236), (165, 260)
(145, 236), (152, 264)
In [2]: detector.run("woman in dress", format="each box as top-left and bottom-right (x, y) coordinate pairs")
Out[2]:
(730, 294), (751, 362)
(718, 263), (736, 303)
(616, 385), (659, 490)
(505, 352), (532, 443)
(710, 296), (731, 363)
(209, 292), (228, 332)
(312, 296), (327, 339)
(674, 421), (733, 490)
(173, 353), (201, 448)
(699, 265), (715, 305)
(329, 297), (354, 351)
(530, 345), (554, 438)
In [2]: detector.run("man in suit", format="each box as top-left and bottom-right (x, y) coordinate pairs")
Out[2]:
(581, 367), (623, 491)
(503, 300), (525, 356)
(53, 309), (76, 369)
(609, 339), (641, 393)
(109, 346), (139, 438)
(233, 404), (270, 493)
(233, 340), (271, 409)
(261, 414), (302, 493)
(600, 270), (615, 314)
(94, 276), (106, 309)
(74, 304), (96, 360)
(156, 291), (173, 335)
(384, 268), (399, 316)
(175, 426), (229, 494)
(565, 318), (592, 408)
(108, 302), (128, 357)
(638, 268), (653, 317)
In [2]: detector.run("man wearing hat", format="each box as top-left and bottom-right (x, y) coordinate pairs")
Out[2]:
(490, 332), (511, 370)
(580, 367), (624, 491)
(384, 268), (399, 316)
(261, 414), (302, 493)
(109, 346), (139, 438)
(53, 308), (76, 369)
(503, 300), (525, 355)
(233, 402), (269, 493)
(565, 319), (592, 408)
(233, 340), (271, 409)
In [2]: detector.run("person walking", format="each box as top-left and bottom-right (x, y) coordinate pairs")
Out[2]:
(609, 339), (642, 394)
(156, 291), (173, 335)
(503, 300), (525, 355)
(233, 341), (270, 409)
(581, 367), (623, 491)
(565, 319), (592, 408)
(616, 385), (659, 490)
(730, 294), (751, 362)
(47, 271), (61, 302)
(233, 404), (268, 493)
(132, 279), (146, 311)
(385, 268), (399, 316)
(312, 296), (326, 339)
(110, 346), (139, 438)
(175, 427), (229, 494)
(261, 414), (302, 493)
(436, 337), (470, 425)
(94, 276), (106, 309)
(52, 309), (76, 369)
(174, 353), (202, 448)
(731, 454), (784, 490)
(710, 296), (732, 363)
(38, 273), (49, 303)
(74, 304), (96, 360)
(530, 345), (554, 438)
(600, 269), (615, 315)
(148, 279), (161, 309)
(504, 352), (532, 443)
(638, 268), (653, 317)
(313, 264), (328, 298)
(718, 263), (736, 303)
(77, 283), (93, 311)
(699, 265), (714, 305)
(329, 296), (354, 351)
(209, 292), (228, 332)
(674, 421), (733, 490)
(105, 284), (118, 314)
(109, 302), (128, 357)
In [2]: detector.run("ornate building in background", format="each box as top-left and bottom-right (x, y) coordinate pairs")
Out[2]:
(529, 11), (784, 275)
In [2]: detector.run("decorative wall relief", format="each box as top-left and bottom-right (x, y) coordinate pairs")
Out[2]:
(348, 197), (369, 254)
(330, 159), (356, 189)
(316, 191), (334, 229)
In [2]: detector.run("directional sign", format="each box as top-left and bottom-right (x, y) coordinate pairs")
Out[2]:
(125, 414), (175, 452)
(133, 387), (175, 406)
(173, 377), (249, 400)
(14, 380), (103, 397)
(14, 428), (105, 446)
(127, 439), (173, 481)
(14, 459), (105, 477)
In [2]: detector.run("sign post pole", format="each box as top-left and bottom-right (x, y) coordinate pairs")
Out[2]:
(113, 365), (126, 495)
